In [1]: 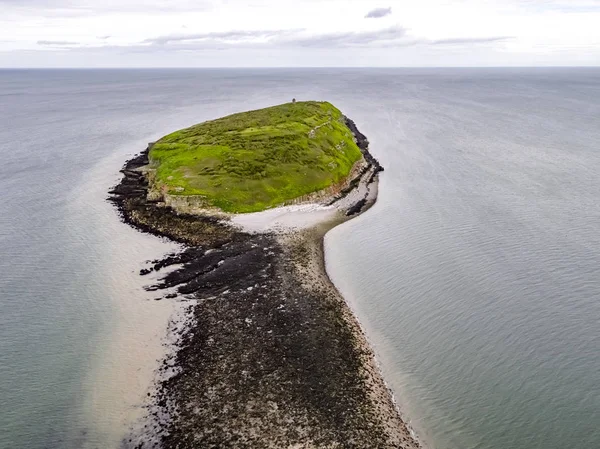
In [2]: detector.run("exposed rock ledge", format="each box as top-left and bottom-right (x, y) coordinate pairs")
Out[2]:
(108, 117), (421, 449)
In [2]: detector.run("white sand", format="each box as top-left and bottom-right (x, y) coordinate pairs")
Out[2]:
(230, 166), (378, 234)
(229, 203), (340, 233)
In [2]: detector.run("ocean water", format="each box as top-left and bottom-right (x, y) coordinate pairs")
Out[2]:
(1, 68), (599, 449)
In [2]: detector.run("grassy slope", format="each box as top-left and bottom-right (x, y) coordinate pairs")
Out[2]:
(149, 101), (363, 213)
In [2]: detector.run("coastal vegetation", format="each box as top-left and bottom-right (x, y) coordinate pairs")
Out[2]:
(148, 101), (363, 213)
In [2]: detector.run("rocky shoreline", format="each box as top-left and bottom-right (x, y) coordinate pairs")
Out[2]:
(109, 117), (421, 448)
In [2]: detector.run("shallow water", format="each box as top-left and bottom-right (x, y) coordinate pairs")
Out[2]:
(325, 68), (600, 449)
(1, 68), (599, 449)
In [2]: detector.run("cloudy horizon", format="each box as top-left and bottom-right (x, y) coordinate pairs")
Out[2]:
(1, 0), (599, 67)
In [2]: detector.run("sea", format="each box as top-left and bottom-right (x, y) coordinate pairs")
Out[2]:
(0, 68), (599, 449)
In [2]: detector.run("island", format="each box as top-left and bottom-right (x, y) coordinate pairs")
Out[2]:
(109, 101), (421, 448)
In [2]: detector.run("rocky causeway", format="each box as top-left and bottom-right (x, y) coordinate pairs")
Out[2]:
(109, 116), (421, 448)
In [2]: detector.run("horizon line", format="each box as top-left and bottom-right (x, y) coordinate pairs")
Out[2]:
(1, 65), (599, 70)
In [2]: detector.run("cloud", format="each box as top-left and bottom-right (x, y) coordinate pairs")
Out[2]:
(365, 7), (392, 19)
(282, 26), (407, 47)
(3, 0), (600, 67)
(38, 26), (512, 55)
(37, 39), (79, 46)
(142, 26), (410, 49)
(28, 27), (514, 55)
(1, 0), (213, 16)
(516, 0), (600, 13)
(431, 36), (514, 45)
(144, 30), (296, 46)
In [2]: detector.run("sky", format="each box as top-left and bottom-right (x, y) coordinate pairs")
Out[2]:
(1, 0), (599, 67)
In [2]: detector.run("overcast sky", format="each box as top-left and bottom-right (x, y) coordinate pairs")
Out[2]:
(1, 0), (599, 67)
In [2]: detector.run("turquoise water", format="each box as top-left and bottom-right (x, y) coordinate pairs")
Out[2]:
(1, 68), (599, 448)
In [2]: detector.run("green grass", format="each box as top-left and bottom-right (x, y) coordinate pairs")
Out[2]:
(149, 101), (363, 213)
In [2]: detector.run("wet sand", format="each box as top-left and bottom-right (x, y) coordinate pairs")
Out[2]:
(108, 118), (422, 448)
(61, 150), (184, 449)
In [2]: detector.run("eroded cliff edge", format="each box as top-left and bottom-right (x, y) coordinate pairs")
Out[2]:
(109, 117), (421, 449)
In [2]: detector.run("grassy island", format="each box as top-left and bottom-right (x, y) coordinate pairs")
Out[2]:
(109, 107), (417, 448)
(149, 101), (363, 213)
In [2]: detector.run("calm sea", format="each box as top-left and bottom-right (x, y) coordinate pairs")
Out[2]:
(1, 68), (599, 449)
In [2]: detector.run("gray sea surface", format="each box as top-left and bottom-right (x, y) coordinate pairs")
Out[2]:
(0, 68), (599, 449)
